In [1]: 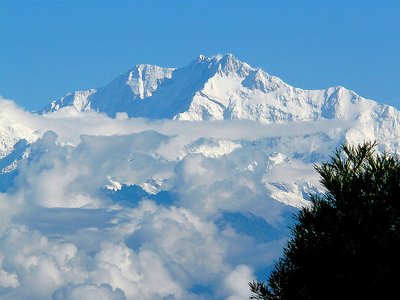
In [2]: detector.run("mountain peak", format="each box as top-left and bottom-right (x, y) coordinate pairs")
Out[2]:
(212, 53), (237, 61)
(41, 53), (395, 126)
(191, 54), (215, 65)
(196, 54), (207, 62)
(220, 52), (237, 60)
(215, 53), (250, 76)
(191, 53), (247, 70)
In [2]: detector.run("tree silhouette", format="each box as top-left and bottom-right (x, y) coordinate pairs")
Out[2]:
(250, 142), (400, 299)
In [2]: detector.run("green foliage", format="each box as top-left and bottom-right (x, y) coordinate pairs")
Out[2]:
(250, 142), (400, 299)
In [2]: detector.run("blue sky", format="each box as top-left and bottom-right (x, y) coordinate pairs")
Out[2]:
(1, 0), (399, 110)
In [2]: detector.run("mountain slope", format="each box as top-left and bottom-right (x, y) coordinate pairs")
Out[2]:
(0, 100), (37, 159)
(40, 54), (400, 128)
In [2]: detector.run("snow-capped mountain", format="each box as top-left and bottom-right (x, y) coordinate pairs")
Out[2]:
(1, 54), (400, 299)
(2, 53), (400, 191)
(0, 101), (37, 159)
(3, 53), (400, 203)
(42, 53), (400, 124)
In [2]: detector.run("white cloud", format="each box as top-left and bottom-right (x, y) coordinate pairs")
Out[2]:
(0, 225), (85, 299)
(0, 256), (19, 288)
(224, 265), (254, 300)
(92, 242), (182, 299)
(127, 201), (228, 287)
(0, 97), (365, 298)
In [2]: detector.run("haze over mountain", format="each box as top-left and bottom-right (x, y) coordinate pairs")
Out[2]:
(1, 54), (400, 299)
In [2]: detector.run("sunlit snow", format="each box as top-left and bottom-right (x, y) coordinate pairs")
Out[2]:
(1, 54), (400, 299)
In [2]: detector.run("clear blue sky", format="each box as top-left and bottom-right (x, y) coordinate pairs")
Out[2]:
(1, 0), (400, 110)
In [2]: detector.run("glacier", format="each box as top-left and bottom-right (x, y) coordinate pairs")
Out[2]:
(1, 54), (400, 299)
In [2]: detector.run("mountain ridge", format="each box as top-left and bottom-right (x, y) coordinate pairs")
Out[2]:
(41, 53), (396, 125)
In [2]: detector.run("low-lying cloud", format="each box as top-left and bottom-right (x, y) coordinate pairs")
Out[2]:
(0, 97), (376, 299)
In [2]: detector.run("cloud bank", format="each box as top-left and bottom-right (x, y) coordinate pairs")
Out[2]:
(0, 97), (370, 299)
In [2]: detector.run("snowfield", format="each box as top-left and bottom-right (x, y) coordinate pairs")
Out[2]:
(1, 54), (400, 299)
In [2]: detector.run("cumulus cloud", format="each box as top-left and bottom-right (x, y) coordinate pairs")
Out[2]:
(224, 265), (254, 300)
(92, 242), (182, 299)
(0, 97), (366, 298)
(124, 201), (227, 287)
(0, 225), (84, 299)
(0, 257), (19, 288)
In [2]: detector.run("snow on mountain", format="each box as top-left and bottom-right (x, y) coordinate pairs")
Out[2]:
(0, 100), (38, 159)
(45, 89), (97, 112)
(41, 54), (400, 127)
(2, 54), (400, 299)
(184, 138), (242, 158)
(39, 53), (400, 155)
(42, 64), (175, 117)
(3, 54), (400, 205)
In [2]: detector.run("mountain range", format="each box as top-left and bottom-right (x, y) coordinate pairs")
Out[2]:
(1, 54), (400, 299)
(2, 54), (400, 178)
(41, 53), (400, 124)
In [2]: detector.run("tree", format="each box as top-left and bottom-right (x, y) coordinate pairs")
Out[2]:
(250, 142), (400, 299)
